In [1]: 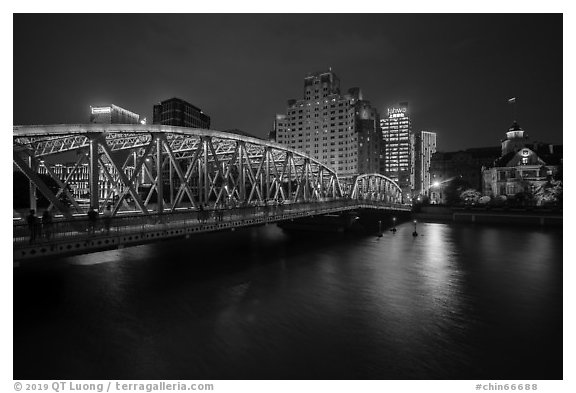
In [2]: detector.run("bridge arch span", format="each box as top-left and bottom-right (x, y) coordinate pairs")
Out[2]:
(349, 173), (403, 204)
(13, 124), (344, 219)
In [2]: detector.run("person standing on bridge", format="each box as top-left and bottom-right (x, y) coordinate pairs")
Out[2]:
(199, 204), (208, 224)
(216, 205), (224, 222)
(273, 200), (279, 216)
(42, 210), (53, 240)
(26, 209), (38, 244)
(87, 206), (98, 234)
(103, 204), (113, 233)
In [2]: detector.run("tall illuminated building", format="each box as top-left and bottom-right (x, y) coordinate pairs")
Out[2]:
(380, 102), (413, 200)
(89, 104), (140, 124)
(272, 70), (381, 177)
(414, 131), (437, 197)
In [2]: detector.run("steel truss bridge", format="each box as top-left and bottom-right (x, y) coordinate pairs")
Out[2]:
(13, 124), (410, 261)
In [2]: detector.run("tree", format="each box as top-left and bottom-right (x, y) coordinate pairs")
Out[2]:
(511, 190), (535, 207)
(489, 195), (507, 207)
(534, 180), (562, 206)
(460, 189), (482, 205)
(443, 177), (471, 206)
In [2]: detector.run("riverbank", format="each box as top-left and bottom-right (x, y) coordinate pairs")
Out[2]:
(414, 205), (562, 226)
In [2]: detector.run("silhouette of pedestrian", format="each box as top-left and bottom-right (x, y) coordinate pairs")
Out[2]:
(197, 204), (204, 223)
(87, 206), (98, 234)
(103, 204), (113, 233)
(42, 210), (53, 240)
(26, 209), (38, 244)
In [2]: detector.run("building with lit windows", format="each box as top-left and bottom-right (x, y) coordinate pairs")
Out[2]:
(37, 163), (135, 201)
(89, 104), (140, 124)
(380, 102), (413, 200)
(271, 70), (381, 177)
(481, 122), (562, 198)
(153, 97), (211, 129)
(352, 89), (382, 175)
(414, 131), (437, 197)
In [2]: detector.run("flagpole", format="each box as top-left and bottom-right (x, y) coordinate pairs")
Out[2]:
(508, 97), (517, 122)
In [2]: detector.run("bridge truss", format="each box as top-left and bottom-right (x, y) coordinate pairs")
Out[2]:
(349, 173), (403, 204)
(14, 125), (355, 219)
(14, 125), (405, 220)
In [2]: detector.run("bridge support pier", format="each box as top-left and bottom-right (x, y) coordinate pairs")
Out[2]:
(355, 209), (412, 233)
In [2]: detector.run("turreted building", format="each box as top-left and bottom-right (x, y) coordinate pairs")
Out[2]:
(481, 122), (562, 198)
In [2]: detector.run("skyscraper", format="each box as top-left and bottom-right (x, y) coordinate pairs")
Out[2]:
(89, 104), (140, 124)
(152, 97), (211, 129)
(380, 102), (413, 199)
(272, 70), (381, 177)
(414, 131), (437, 197)
(353, 94), (382, 175)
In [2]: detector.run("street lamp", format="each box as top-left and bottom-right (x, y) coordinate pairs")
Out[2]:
(412, 219), (418, 237)
(429, 176), (460, 204)
(391, 216), (397, 233)
(377, 220), (382, 237)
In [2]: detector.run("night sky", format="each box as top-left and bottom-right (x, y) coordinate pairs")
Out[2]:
(13, 13), (563, 152)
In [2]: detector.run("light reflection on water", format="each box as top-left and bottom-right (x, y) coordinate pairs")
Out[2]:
(14, 221), (562, 380)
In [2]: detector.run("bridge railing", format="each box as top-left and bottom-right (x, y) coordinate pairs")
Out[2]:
(13, 199), (409, 246)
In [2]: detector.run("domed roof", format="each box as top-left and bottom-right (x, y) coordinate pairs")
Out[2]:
(508, 121), (523, 132)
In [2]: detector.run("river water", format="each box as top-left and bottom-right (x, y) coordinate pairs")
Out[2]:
(13, 221), (563, 380)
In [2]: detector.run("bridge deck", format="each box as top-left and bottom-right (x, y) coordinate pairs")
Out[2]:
(14, 200), (410, 262)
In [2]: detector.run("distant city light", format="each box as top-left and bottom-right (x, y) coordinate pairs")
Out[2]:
(387, 107), (407, 116)
(140, 117), (147, 125)
(91, 106), (111, 114)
